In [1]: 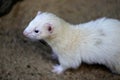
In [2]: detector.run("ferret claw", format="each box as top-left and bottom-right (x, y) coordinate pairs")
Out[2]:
(52, 65), (64, 74)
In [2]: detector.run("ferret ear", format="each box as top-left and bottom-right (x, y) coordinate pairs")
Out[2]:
(37, 11), (42, 15)
(45, 23), (53, 33)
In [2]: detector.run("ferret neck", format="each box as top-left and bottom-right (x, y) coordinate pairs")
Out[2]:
(44, 23), (73, 47)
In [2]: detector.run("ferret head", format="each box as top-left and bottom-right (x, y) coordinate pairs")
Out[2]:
(23, 11), (64, 40)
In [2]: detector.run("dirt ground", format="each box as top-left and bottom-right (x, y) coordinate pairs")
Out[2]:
(0, 0), (120, 80)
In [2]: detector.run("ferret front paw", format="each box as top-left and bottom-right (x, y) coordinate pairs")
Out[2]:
(52, 65), (64, 74)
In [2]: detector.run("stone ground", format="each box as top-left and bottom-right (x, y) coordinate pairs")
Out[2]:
(0, 0), (120, 80)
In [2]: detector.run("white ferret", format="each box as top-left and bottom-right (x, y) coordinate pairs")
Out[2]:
(23, 11), (120, 74)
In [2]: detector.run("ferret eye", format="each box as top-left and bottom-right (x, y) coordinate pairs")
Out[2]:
(34, 30), (39, 33)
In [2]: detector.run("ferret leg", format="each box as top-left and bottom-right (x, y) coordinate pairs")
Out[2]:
(52, 58), (70, 74)
(52, 56), (81, 74)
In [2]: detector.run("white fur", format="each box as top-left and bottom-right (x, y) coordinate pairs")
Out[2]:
(52, 65), (65, 74)
(23, 11), (120, 74)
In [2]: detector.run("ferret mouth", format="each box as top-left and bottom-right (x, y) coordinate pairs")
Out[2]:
(24, 35), (38, 41)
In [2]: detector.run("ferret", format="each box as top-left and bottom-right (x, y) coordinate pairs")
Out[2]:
(23, 11), (120, 74)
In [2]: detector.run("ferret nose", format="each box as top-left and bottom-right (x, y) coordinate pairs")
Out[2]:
(23, 31), (28, 36)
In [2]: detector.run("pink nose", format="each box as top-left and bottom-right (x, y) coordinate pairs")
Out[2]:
(23, 31), (28, 36)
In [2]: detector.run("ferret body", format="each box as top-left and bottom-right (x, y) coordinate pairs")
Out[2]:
(23, 11), (120, 74)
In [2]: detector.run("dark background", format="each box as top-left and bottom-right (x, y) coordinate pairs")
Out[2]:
(0, 0), (120, 80)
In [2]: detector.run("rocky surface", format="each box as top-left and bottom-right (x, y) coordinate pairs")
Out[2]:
(0, 0), (120, 80)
